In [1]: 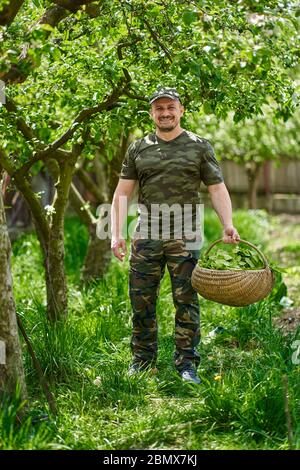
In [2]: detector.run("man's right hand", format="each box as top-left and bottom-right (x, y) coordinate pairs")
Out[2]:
(111, 238), (127, 261)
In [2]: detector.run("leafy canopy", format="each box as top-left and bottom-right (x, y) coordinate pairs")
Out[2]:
(0, 0), (299, 167)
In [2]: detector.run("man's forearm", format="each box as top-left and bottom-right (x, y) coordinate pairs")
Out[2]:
(209, 184), (233, 228)
(111, 193), (129, 239)
(110, 179), (137, 247)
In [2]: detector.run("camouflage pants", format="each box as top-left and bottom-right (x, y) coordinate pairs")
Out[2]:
(129, 239), (200, 371)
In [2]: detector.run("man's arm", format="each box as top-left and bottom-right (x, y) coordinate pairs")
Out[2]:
(207, 182), (240, 244)
(111, 179), (137, 261)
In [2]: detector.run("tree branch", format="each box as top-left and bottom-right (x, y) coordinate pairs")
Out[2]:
(51, 0), (96, 12)
(5, 84), (123, 179)
(69, 182), (96, 227)
(17, 315), (57, 415)
(13, 148), (71, 180)
(0, 147), (49, 245)
(117, 40), (133, 83)
(37, 4), (68, 28)
(0, 147), (15, 175)
(0, 1), (100, 85)
(123, 90), (148, 102)
(3, 97), (36, 142)
(1, 5), (68, 84)
(0, 0), (25, 26)
(2, 97), (66, 179)
(34, 82), (126, 160)
(117, 49), (131, 83)
(117, 37), (142, 83)
(143, 17), (172, 63)
(76, 166), (106, 203)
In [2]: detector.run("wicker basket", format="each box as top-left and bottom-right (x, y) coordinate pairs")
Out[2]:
(191, 239), (275, 307)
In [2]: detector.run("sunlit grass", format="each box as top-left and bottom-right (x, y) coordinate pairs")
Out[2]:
(4, 211), (300, 450)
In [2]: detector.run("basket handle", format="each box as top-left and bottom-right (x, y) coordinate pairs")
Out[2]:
(204, 239), (269, 269)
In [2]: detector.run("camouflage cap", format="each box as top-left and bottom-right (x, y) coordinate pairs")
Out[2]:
(149, 87), (181, 104)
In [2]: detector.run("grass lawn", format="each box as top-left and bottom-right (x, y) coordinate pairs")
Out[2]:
(1, 209), (300, 450)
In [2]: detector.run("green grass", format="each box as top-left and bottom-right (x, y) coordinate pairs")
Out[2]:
(0, 391), (53, 450)
(2, 211), (300, 450)
(203, 208), (271, 250)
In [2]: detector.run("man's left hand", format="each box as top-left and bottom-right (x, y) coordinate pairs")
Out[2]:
(222, 225), (240, 244)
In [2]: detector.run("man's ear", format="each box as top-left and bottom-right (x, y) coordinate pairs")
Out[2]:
(180, 106), (185, 116)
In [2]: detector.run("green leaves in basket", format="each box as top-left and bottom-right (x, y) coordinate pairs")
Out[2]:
(198, 246), (264, 270)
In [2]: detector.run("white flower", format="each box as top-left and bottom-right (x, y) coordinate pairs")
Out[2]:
(93, 376), (102, 387)
(44, 205), (56, 216)
(279, 296), (294, 308)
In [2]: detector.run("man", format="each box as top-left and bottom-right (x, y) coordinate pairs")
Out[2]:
(111, 87), (240, 384)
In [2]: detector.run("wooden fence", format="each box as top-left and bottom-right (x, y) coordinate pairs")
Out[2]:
(200, 158), (300, 213)
(220, 159), (300, 195)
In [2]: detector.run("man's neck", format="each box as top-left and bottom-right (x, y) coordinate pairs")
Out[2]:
(155, 126), (184, 142)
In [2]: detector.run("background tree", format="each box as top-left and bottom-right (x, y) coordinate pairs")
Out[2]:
(70, 127), (131, 281)
(0, 170), (27, 402)
(192, 104), (300, 209)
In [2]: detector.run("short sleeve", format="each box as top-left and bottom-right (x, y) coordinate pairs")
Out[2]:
(120, 142), (138, 180)
(200, 141), (224, 186)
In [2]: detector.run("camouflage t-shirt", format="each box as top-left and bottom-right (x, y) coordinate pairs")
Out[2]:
(120, 130), (224, 238)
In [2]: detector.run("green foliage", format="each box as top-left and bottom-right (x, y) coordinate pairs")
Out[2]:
(1, 1), (300, 450)
(11, 232), (45, 306)
(64, 217), (89, 282)
(268, 271), (288, 302)
(203, 208), (272, 248)
(0, 0), (9, 10)
(192, 104), (300, 168)
(0, 390), (52, 450)
(1, 0), (299, 170)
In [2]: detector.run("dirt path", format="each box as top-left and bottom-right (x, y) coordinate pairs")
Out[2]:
(268, 214), (300, 254)
(268, 214), (300, 333)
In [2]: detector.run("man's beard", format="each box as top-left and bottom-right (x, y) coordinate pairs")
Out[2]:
(157, 121), (177, 132)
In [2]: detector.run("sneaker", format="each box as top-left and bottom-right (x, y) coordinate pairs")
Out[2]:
(128, 363), (158, 377)
(128, 363), (142, 376)
(179, 365), (201, 385)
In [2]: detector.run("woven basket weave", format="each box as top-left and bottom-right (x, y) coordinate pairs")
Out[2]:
(191, 239), (275, 307)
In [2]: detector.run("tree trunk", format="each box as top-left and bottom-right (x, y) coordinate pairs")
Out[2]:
(263, 160), (273, 212)
(0, 0), (25, 26)
(77, 155), (112, 281)
(0, 173), (27, 400)
(45, 159), (76, 321)
(71, 154), (112, 282)
(246, 162), (261, 210)
(9, 170), (67, 323)
(70, 134), (129, 282)
(69, 180), (112, 281)
(10, 167), (68, 323)
(82, 137), (128, 280)
(45, 230), (68, 322)
(81, 226), (111, 282)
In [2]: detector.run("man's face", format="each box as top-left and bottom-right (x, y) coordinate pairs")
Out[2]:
(150, 97), (184, 132)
